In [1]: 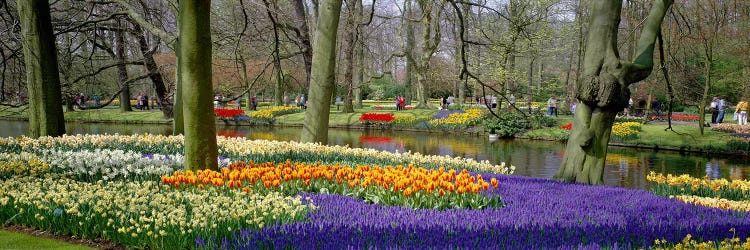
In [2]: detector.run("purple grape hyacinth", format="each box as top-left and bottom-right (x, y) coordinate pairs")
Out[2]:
(200, 174), (750, 249)
(433, 110), (464, 119)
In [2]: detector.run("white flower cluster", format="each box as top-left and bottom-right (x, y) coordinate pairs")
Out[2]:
(34, 149), (183, 181)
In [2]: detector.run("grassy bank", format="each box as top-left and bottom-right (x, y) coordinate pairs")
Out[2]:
(0, 230), (93, 250)
(1, 104), (744, 154)
(0, 106), (168, 123)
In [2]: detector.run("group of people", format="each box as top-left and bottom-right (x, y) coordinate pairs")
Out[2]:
(135, 93), (150, 110)
(215, 93), (260, 110)
(711, 96), (750, 126)
(395, 96), (406, 110)
(441, 96), (455, 109)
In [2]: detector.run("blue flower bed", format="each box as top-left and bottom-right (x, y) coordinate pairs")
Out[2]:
(199, 174), (750, 249)
(432, 110), (464, 119)
(730, 133), (750, 138)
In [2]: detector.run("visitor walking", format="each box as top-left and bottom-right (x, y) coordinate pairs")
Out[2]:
(710, 97), (719, 124)
(442, 96), (448, 110)
(736, 97), (749, 125)
(299, 94), (306, 109)
(717, 96), (727, 123)
(142, 94), (150, 110)
(251, 95), (257, 111)
(651, 97), (660, 116)
(569, 100), (577, 115)
(136, 93), (143, 110)
(399, 96), (405, 110)
(236, 97), (242, 110)
(547, 96), (558, 117)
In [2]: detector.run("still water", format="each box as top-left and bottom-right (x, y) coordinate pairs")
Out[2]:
(2, 120), (749, 189)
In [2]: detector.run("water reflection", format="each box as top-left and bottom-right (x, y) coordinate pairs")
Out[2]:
(2, 119), (750, 189)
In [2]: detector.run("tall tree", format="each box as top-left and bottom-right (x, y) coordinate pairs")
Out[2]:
(17, 0), (65, 138)
(413, 0), (443, 109)
(553, 0), (672, 184)
(300, 0), (344, 143)
(341, 0), (362, 113)
(179, 0), (217, 171)
(114, 22), (133, 112)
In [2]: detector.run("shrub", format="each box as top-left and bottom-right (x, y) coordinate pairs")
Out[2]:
(482, 112), (526, 137)
(528, 114), (557, 129)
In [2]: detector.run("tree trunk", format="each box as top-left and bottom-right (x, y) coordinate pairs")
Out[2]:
(17, 0), (65, 138)
(527, 57), (534, 113)
(341, 0), (359, 113)
(115, 27), (132, 112)
(699, 55), (712, 135)
(173, 43), (184, 135)
(353, 34), (364, 108)
(263, 0), (285, 106)
(554, 0), (672, 184)
(413, 0), (439, 110)
(291, 0), (314, 89)
(179, 0), (217, 171)
(132, 22), (172, 118)
(300, 0), (343, 143)
(403, 0), (415, 106)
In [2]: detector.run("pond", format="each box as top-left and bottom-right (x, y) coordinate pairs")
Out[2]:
(2, 120), (749, 190)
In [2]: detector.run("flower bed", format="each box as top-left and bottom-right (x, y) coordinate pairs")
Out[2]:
(359, 113), (395, 126)
(205, 174), (750, 249)
(670, 113), (700, 122)
(647, 172), (750, 202)
(611, 122), (641, 141)
(248, 106), (302, 124)
(714, 123), (750, 133)
(214, 109), (244, 118)
(162, 161), (501, 210)
(2, 134), (749, 249)
(430, 108), (483, 129)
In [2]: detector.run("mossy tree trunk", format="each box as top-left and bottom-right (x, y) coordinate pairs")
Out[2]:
(554, 0), (672, 184)
(300, 0), (343, 144)
(17, 0), (65, 138)
(173, 46), (184, 135)
(179, 0), (217, 171)
(413, 0), (441, 109)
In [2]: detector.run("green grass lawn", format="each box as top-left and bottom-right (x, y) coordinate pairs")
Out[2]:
(630, 123), (731, 150)
(0, 230), (93, 250)
(0, 106), (168, 123)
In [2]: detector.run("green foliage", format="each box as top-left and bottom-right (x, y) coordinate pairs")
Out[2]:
(482, 112), (526, 137)
(650, 182), (750, 202)
(528, 114), (557, 129)
(726, 139), (750, 151)
(522, 127), (570, 141)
